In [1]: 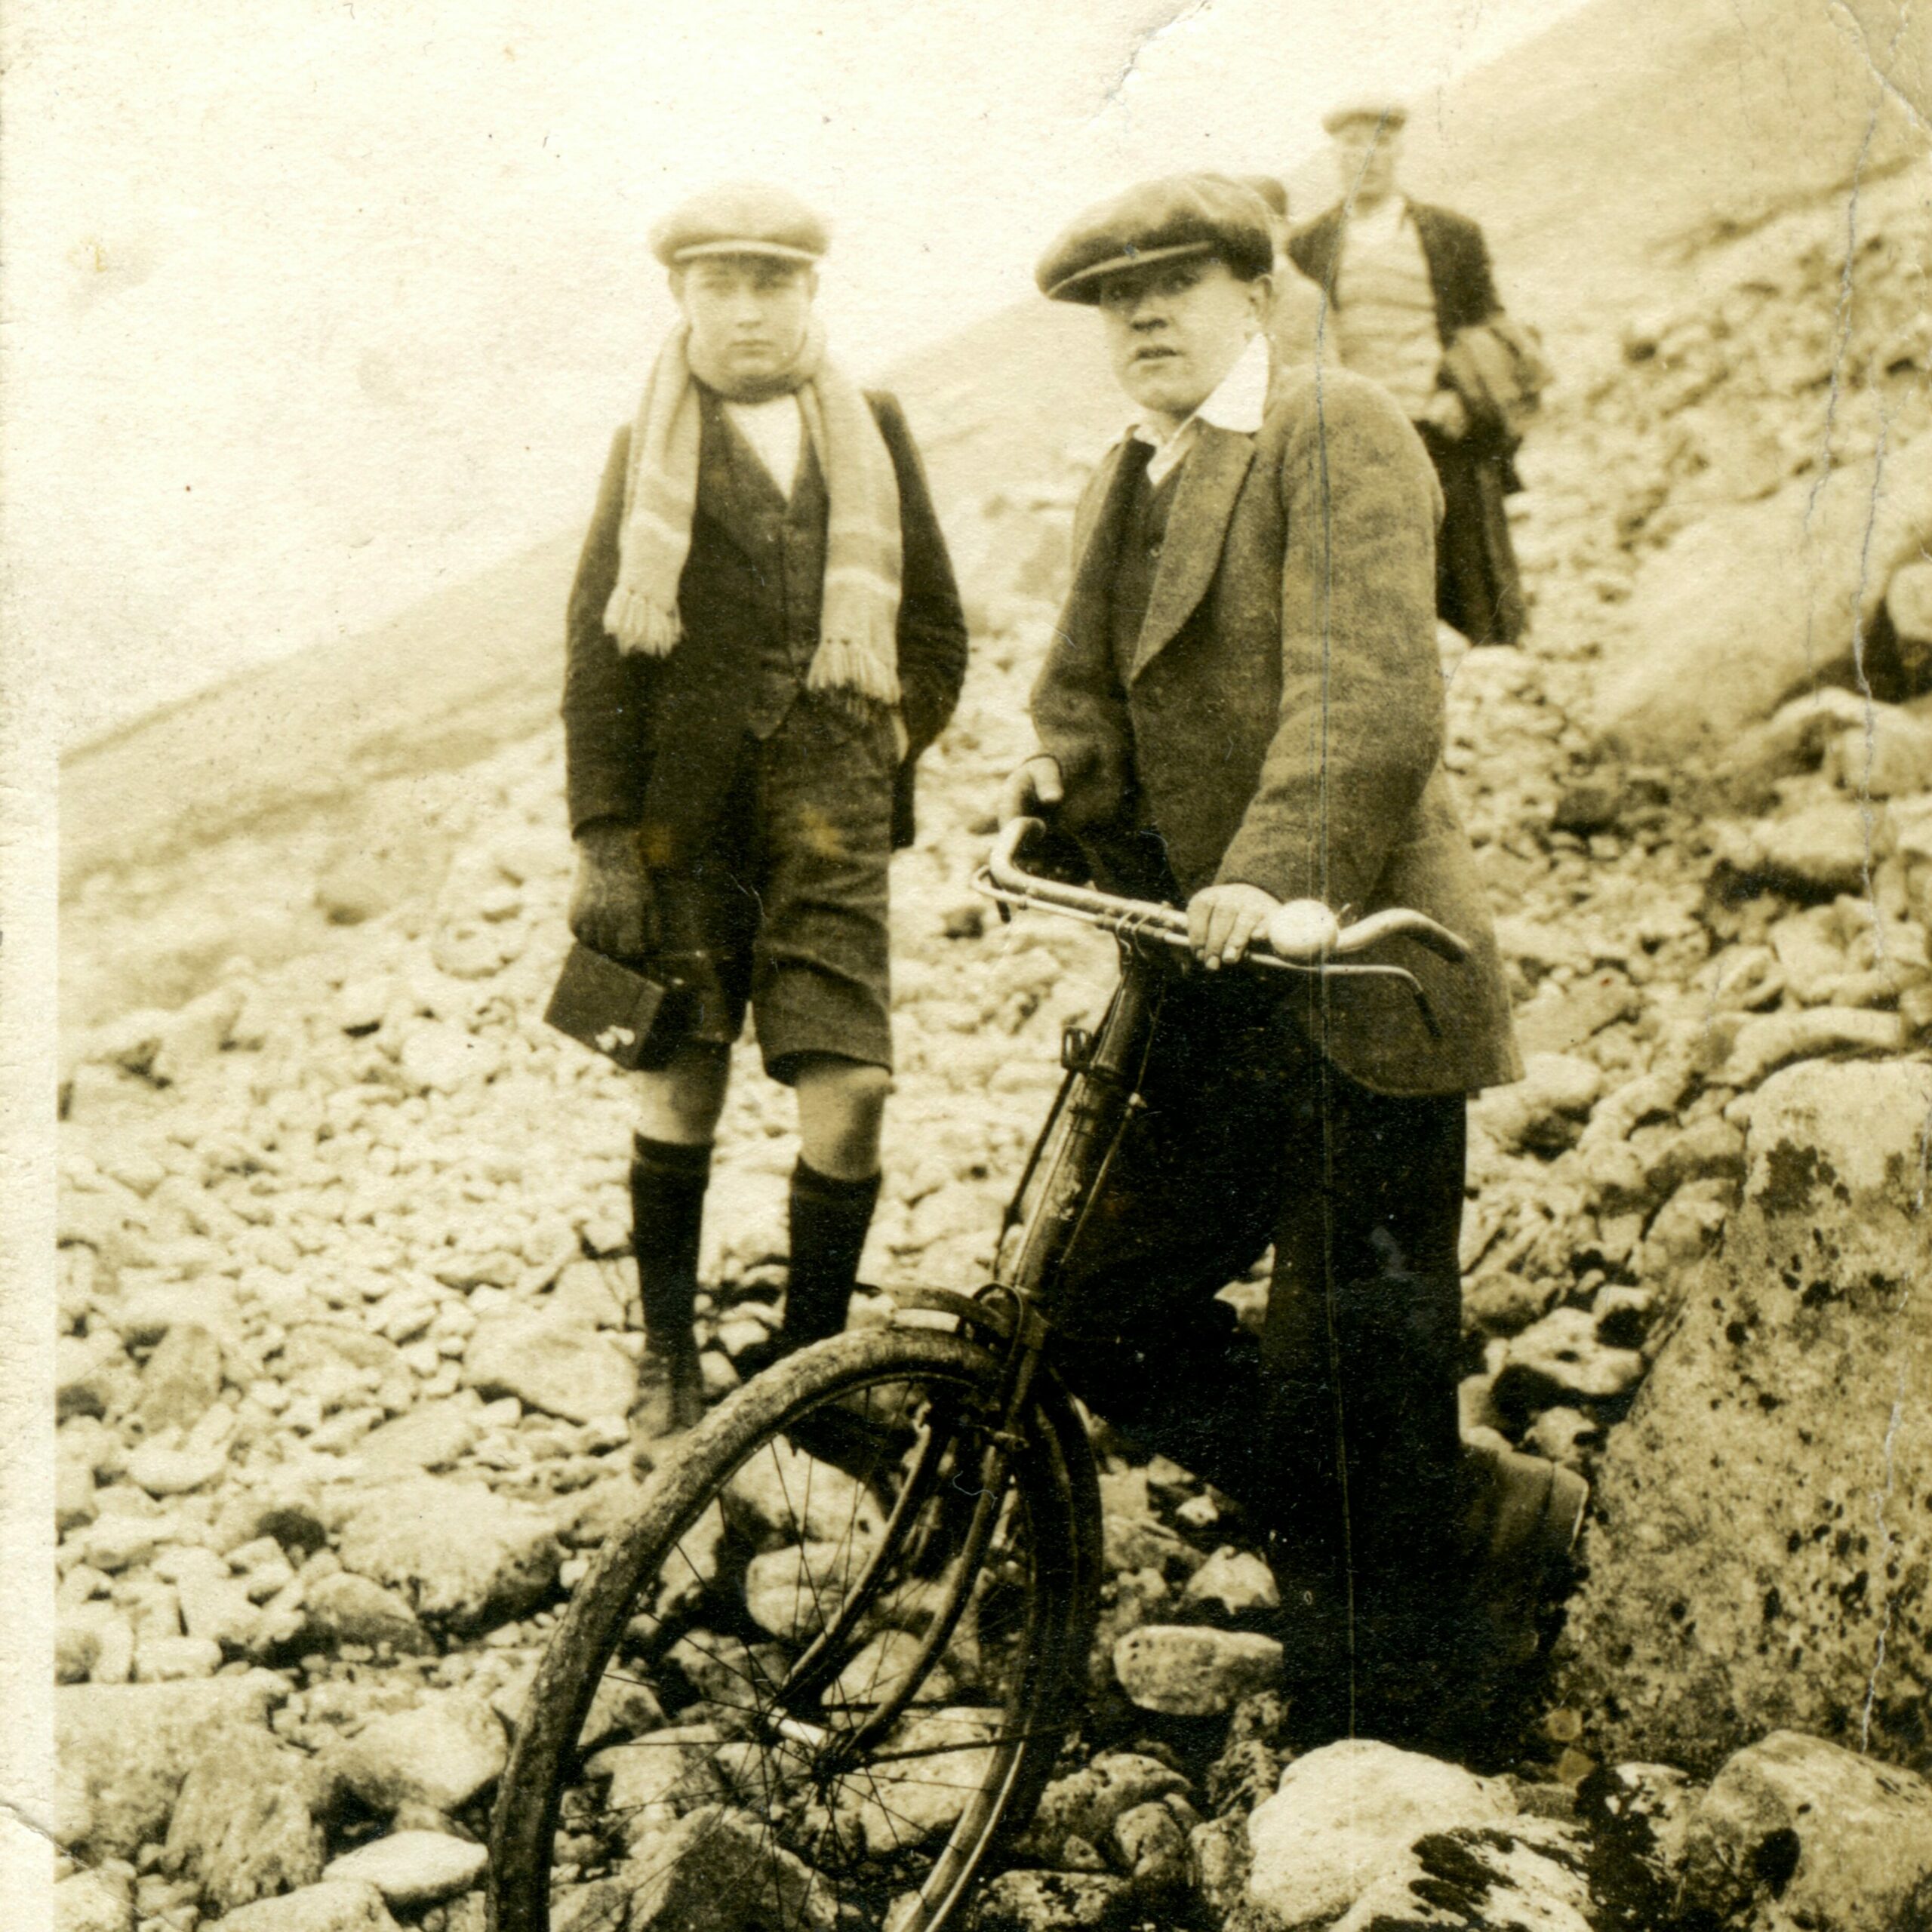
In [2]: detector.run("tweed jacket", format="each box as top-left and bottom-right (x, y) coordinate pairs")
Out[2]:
(1031, 365), (1520, 1097)
(1289, 200), (1522, 487)
(562, 389), (968, 856)
(1290, 202), (1497, 347)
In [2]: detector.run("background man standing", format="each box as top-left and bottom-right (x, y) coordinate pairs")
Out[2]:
(1003, 174), (1572, 1742)
(561, 183), (968, 1446)
(1290, 101), (1531, 645)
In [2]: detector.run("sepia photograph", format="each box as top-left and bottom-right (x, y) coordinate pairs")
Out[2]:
(7, 2), (1930, 1927)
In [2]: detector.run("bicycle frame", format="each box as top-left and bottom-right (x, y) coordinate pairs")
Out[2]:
(791, 822), (1465, 1764)
(797, 944), (1165, 1769)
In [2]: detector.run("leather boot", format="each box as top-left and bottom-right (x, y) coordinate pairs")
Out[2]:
(1456, 1439), (1589, 1665)
(629, 1340), (706, 1452)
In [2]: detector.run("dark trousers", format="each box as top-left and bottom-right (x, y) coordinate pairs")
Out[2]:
(1046, 972), (1466, 1668)
(1420, 424), (1526, 646)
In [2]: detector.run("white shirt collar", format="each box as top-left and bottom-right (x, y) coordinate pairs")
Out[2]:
(1130, 331), (1271, 486)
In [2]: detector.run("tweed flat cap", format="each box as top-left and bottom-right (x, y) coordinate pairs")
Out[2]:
(1240, 175), (1291, 223)
(1321, 97), (1408, 134)
(651, 182), (829, 268)
(1035, 174), (1275, 303)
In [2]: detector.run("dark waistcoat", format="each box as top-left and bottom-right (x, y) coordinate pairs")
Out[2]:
(712, 406), (833, 740)
(637, 397), (845, 859)
(1107, 445), (1181, 686)
(561, 383), (971, 858)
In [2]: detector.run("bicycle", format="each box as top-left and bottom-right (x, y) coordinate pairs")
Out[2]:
(487, 818), (1533, 1932)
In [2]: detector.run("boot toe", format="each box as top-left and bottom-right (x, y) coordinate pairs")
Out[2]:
(629, 1346), (706, 1457)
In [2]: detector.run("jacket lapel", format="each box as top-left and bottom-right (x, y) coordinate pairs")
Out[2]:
(1128, 426), (1256, 682)
(1408, 203), (1459, 345)
(1055, 439), (1140, 660)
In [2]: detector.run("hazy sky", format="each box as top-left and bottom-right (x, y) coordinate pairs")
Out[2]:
(8, 0), (1589, 746)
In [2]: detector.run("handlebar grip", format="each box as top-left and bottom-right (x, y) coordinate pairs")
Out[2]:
(1332, 907), (1470, 964)
(987, 816), (1043, 889)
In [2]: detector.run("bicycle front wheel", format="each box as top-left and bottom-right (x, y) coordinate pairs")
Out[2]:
(488, 1323), (1102, 1932)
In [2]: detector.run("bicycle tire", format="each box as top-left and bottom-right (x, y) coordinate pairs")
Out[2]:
(488, 1323), (1102, 1932)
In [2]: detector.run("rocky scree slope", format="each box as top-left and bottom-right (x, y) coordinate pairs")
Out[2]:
(51, 169), (1932, 1932)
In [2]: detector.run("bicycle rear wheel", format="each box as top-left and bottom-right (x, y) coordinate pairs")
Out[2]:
(488, 1323), (1102, 1932)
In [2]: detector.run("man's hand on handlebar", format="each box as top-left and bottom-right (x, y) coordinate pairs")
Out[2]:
(1185, 888), (1345, 968)
(998, 753), (1063, 825)
(1186, 884), (1277, 968)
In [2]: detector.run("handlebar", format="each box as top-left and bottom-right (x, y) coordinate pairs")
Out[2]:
(974, 818), (1469, 1032)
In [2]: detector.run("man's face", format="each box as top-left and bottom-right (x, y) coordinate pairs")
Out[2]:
(673, 256), (816, 383)
(1097, 257), (1269, 425)
(1331, 120), (1402, 208)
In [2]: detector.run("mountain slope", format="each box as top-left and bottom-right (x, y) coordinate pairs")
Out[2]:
(60, 0), (1929, 1035)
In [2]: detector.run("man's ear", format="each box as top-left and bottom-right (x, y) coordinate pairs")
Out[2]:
(1245, 272), (1274, 327)
(801, 267), (820, 303)
(667, 267), (688, 306)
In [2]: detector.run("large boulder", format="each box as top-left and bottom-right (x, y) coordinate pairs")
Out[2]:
(1244, 1741), (1515, 1926)
(56, 1674), (284, 1860)
(322, 1831), (489, 1907)
(1110, 1626), (1283, 1717)
(1594, 457), (1881, 765)
(1678, 1731), (1932, 1932)
(1559, 1059), (1932, 1774)
(323, 1691), (508, 1816)
(327, 1475), (561, 1633)
(162, 1719), (327, 1910)
(51, 1870), (133, 1932)
(1331, 1817), (1596, 1930)
(620, 1804), (835, 1930)
(349, 1397), (482, 1478)
(217, 1881), (401, 1932)
(300, 1570), (435, 1655)
(461, 1311), (635, 1426)
(133, 1321), (227, 1434)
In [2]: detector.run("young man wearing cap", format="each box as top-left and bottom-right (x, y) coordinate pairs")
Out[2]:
(1002, 174), (1569, 1738)
(562, 183), (968, 1442)
(1289, 102), (1528, 646)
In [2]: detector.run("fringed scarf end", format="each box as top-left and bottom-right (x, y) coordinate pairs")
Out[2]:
(808, 632), (901, 706)
(605, 586), (682, 657)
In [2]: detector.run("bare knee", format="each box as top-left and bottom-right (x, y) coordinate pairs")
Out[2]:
(635, 1046), (730, 1146)
(794, 1057), (892, 1178)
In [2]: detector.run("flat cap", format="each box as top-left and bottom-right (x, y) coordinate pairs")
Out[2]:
(1035, 174), (1275, 304)
(650, 182), (829, 269)
(1240, 174), (1291, 222)
(1321, 97), (1407, 134)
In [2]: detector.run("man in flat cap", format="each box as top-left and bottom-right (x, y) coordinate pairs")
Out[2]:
(561, 181), (968, 1442)
(1290, 101), (1532, 646)
(1004, 174), (1569, 1739)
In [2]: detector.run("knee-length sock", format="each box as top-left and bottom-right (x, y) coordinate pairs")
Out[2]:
(629, 1134), (712, 1360)
(783, 1160), (880, 1346)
